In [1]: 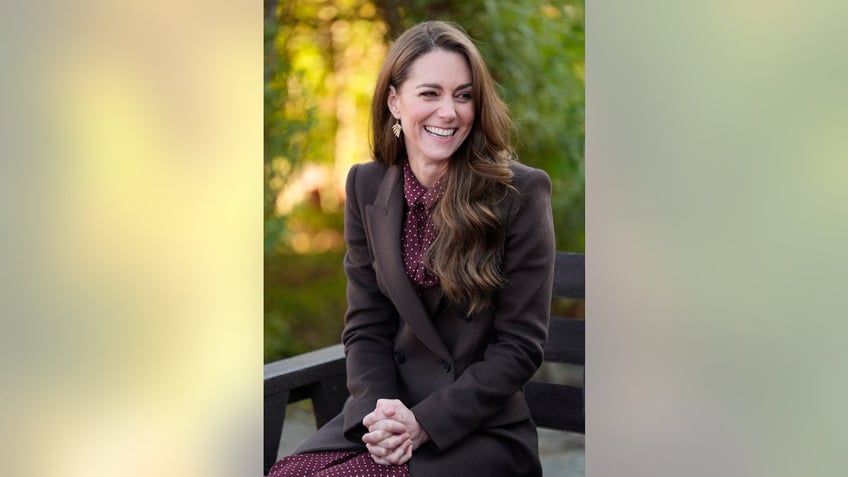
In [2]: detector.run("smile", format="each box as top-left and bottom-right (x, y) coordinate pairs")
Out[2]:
(424, 126), (457, 138)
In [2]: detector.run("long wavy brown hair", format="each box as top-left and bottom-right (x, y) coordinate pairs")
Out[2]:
(371, 21), (515, 314)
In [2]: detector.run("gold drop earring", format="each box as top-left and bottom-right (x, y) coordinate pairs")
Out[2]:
(392, 119), (402, 138)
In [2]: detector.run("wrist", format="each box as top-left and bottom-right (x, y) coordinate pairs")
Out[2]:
(416, 429), (429, 447)
(410, 420), (429, 449)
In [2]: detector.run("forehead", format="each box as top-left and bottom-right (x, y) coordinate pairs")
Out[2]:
(403, 49), (471, 86)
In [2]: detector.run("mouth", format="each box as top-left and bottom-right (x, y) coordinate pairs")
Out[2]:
(424, 126), (457, 138)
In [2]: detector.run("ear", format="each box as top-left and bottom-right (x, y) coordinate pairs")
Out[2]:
(387, 85), (400, 119)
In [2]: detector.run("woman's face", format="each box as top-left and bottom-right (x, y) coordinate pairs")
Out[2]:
(388, 49), (474, 173)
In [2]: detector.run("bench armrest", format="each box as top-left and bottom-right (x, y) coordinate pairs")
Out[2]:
(264, 344), (348, 475)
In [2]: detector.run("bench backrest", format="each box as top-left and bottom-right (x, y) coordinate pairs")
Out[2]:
(263, 251), (585, 474)
(524, 251), (585, 433)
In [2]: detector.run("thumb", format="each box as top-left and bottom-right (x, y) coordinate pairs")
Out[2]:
(379, 399), (397, 416)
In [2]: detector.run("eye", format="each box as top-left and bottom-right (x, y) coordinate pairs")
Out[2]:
(419, 91), (438, 98)
(457, 92), (473, 101)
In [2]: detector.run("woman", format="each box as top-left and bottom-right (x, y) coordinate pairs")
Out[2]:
(269, 21), (555, 477)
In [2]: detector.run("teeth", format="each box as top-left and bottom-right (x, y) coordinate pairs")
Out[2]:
(424, 126), (455, 137)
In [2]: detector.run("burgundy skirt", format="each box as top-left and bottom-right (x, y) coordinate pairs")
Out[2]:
(268, 450), (409, 477)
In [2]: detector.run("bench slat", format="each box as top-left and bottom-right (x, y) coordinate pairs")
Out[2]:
(264, 344), (346, 395)
(525, 381), (584, 433)
(553, 252), (585, 299)
(544, 317), (585, 365)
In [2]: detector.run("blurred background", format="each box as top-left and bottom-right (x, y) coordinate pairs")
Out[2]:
(265, 0), (585, 362)
(5, 1), (842, 476)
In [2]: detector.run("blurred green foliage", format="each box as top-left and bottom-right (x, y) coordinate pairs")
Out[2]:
(265, 0), (584, 361)
(265, 14), (309, 255)
(265, 250), (348, 362)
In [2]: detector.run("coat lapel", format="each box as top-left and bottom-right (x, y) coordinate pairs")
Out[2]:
(365, 164), (451, 362)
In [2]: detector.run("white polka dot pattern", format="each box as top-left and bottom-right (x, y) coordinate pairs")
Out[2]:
(401, 162), (443, 288)
(267, 450), (410, 477)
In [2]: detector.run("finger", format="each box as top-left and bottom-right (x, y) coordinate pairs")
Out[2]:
(375, 432), (409, 450)
(395, 441), (413, 466)
(377, 399), (397, 417)
(366, 418), (407, 435)
(380, 439), (413, 466)
(366, 443), (389, 458)
(370, 453), (392, 466)
(366, 431), (409, 456)
(376, 398), (398, 409)
(364, 429), (406, 446)
(385, 439), (412, 465)
(362, 429), (390, 445)
(368, 439), (410, 463)
(405, 442), (413, 462)
(368, 449), (398, 465)
(364, 400), (396, 428)
(363, 409), (386, 428)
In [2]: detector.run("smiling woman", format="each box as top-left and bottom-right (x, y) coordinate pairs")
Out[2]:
(370, 21), (518, 317)
(387, 49), (474, 187)
(267, 21), (556, 477)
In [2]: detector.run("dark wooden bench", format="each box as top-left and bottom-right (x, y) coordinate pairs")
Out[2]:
(264, 251), (585, 475)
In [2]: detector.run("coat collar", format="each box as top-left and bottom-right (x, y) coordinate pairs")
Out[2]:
(365, 164), (451, 361)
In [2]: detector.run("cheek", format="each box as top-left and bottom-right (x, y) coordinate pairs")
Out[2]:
(461, 106), (475, 125)
(407, 105), (431, 123)
(462, 116), (475, 133)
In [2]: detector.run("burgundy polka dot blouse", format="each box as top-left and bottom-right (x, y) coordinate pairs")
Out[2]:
(401, 161), (444, 288)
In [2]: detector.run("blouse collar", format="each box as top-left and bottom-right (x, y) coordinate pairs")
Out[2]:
(402, 161), (445, 209)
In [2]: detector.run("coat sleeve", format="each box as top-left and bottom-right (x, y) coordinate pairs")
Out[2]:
(339, 164), (400, 443)
(411, 167), (556, 452)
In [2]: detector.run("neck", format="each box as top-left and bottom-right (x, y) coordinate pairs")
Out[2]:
(407, 158), (448, 189)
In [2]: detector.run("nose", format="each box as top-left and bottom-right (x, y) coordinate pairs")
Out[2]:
(437, 99), (457, 122)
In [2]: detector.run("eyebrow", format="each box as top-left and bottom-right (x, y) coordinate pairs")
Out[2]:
(416, 82), (473, 90)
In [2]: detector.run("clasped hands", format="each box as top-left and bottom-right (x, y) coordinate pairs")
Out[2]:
(362, 398), (429, 466)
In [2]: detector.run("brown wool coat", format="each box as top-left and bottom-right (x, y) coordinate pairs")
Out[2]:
(295, 160), (556, 477)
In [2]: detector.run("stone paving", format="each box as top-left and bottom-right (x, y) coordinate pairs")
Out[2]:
(538, 427), (585, 477)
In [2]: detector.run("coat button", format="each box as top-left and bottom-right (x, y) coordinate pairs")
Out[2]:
(394, 351), (406, 364)
(440, 360), (451, 373)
